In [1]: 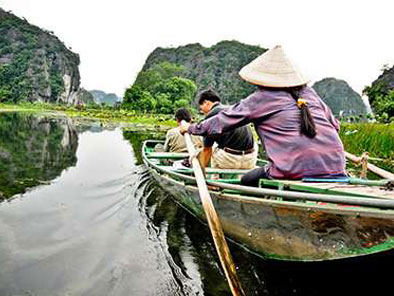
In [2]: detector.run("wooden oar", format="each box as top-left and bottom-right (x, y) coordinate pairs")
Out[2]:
(345, 151), (394, 180)
(181, 122), (245, 296)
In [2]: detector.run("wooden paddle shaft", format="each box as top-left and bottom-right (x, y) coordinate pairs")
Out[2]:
(181, 122), (245, 296)
(345, 151), (394, 180)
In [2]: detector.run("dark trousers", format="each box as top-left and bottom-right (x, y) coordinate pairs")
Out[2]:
(241, 166), (269, 187)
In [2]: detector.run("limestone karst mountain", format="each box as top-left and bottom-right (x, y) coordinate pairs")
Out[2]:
(312, 78), (367, 116)
(0, 8), (85, 104)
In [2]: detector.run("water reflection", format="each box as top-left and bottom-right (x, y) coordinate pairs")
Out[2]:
(122, 129), (165, 165)
(0, 113), (78, 200)
(139, 179), (266, 295)
(0, 126), (193, 296)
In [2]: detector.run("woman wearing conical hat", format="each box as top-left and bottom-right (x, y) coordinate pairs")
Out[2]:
(181, 45), (346, 186)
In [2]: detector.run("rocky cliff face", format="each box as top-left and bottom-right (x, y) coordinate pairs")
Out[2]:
(141, 40), (267, 104)
(77, 88), (95, 104)
(0, 8), (82, 104)
(312, 78), (367, 116)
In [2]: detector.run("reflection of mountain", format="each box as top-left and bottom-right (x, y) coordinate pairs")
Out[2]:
(0, 113), (78, 200)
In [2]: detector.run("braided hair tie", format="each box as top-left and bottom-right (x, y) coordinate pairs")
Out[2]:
(296, 98), (307, 108)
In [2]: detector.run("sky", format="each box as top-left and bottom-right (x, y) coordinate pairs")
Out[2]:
(1, 0), (393, 98)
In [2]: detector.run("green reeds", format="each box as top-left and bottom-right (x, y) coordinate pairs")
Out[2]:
(340, 123), (394, 174)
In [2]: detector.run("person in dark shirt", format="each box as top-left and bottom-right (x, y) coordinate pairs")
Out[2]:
(197, 89), (257, 169)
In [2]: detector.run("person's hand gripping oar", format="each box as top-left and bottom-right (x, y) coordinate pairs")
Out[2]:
(180, 120), (245, 296)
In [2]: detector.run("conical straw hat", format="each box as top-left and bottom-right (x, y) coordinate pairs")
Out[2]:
(239, 45), (309, 88)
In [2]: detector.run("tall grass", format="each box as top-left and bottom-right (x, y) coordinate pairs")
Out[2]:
(340, 123), (394, 173)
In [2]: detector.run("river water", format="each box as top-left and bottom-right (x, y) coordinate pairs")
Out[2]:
(0, 113), (393, 296)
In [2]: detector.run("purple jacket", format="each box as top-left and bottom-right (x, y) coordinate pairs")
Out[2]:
(188, 86), (346, 179)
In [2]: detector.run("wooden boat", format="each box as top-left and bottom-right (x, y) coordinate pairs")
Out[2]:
(143, 140), (394, 262)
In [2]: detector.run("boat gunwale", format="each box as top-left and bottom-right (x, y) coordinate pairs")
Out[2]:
(142, 140), (394, 217)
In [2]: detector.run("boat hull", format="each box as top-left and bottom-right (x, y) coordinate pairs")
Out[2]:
(143, 142), (394, 262)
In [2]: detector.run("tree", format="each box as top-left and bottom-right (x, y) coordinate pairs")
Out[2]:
(156, 93), (172, 114)
(162, 76), (197, 103)
(139, 91), (156, 112)
(122, 62), (197, 114)
(363, 64), (394, 122)
(123, 85), (144, 110)
(0, 87), (12, 101)
(123, 85), (157, 113)
(174, 98), (190, 109)
(374, 91), (394, 119)
(133, 69), (162, 94)
(134, 62), (185, 94)
(364, 82), (394, 120)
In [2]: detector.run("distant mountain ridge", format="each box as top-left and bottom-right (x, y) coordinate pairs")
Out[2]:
(0, 8), (85, 104)
(312, 78), (367, 116)
(90, 90), (121, 106)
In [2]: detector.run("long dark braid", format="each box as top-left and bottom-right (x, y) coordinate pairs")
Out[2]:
(288, 86), (316, 138)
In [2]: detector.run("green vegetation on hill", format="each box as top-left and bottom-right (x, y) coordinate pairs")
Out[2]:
(312, 78), (367, 116)
(0, 8), (81, 104)
(363, 65), (394, 122)
(123, 62), (197, 114)
(140, 40), (267, 104)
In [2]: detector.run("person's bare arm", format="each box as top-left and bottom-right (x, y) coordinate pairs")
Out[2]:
(199, 146), (212, 167)
(198, 146), (212, 176)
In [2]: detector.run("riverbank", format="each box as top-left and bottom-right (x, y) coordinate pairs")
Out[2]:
(0, 102), (177, 128)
